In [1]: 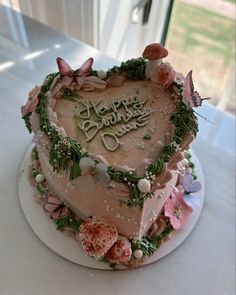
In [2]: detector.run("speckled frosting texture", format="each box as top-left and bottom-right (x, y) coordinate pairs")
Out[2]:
(31, 74), (194, 238)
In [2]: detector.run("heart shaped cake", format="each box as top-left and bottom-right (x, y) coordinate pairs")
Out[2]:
(22, 43), (206, 267)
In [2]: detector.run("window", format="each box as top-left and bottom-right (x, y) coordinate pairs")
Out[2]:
(165, 0), (235, 115)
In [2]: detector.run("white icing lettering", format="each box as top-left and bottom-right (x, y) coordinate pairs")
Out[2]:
(76, 96), (151, 151)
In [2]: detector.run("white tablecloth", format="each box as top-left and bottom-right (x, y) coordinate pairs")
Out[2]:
(0, 5), (235, 295)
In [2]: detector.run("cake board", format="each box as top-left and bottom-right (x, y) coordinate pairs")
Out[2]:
(18, 144), (205, 270)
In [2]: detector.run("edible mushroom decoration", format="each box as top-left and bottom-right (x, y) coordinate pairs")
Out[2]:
(77, 216), (118, 259)
(142, 43), (168, 79)
(105, 236), (132, 264)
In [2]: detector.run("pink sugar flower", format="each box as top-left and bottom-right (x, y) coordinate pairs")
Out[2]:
(21, 86), (41, 117)
(105, 236), (132, 264)
(150, 63), (176, 89)
(164, 190), (192, 230)
(77, 216), (118, 259)
(56, 57), (93, 86)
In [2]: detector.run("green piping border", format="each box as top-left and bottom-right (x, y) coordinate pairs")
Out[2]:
(23, 58), (198, 208)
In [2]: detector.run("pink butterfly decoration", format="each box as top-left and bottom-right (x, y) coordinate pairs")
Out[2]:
(43, 193), (70, 220)
(183, 70), (210, 108)
(56, 57), (94, 85)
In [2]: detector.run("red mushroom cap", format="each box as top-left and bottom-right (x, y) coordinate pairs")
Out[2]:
(77, 216), (118, 258)
(105, 236), (132, 263)
(142, 43), (168, 60)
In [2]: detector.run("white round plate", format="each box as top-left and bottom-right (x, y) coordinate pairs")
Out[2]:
(18, 144), (205, 270)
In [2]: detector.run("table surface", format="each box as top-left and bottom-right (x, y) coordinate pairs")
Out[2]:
(0, 5), (235, 295)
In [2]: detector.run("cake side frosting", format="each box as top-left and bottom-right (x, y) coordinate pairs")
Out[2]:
(21, 43), (208, 267)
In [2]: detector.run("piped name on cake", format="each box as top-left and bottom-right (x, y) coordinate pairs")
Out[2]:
(75, 96), (151, 151)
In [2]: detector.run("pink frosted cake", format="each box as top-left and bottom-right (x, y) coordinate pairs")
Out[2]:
(21, 43), (207, 268)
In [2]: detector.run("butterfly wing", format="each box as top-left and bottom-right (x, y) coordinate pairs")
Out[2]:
(183, 70), (194, 108)
(192, 91), (202, 107)
(183, 70), (205, 108)
(182, 173), (201, 193)
(56, 57), (73, 76)
(188, 180), (202, 193)
(182, 173), (194, 192)
(77, 58), (94, 77)
(43, 194), (62, 213)
(183, 194), (201, 208)
(51, 206), (70, 220)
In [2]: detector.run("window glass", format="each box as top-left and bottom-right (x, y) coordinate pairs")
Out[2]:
(165, 0), (235, 115)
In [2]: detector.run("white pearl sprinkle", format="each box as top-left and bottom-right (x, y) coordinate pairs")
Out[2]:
(137, 178), (151, 193)
(97, 70), (106, 79)
(35, 174), (45, 183)
(134, 249), (143, 259)
(182, 158), (189, 166)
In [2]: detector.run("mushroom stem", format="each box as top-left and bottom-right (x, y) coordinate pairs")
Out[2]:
(145, 59), (162, 79)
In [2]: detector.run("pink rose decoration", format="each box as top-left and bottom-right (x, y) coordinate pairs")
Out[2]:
(21, 86), (41, 117)
(105, 236), (132, 264)
(164, 190), (192, 230)
(150, 63), (176, 89)
(77, 216), (118, 259)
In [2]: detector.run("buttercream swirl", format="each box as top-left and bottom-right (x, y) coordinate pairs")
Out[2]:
(147, 158), (164, 174)
(126, 172), (141, 183)
(162, 142), (177, 156)
(108, 168), (125, 183)
(172, 135), (182, 144)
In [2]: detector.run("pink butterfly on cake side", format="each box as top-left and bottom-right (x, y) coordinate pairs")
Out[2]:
(43, 193), (70, 220)
(183, 70), (211, 108)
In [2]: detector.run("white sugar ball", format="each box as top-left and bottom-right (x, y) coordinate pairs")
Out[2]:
(95, 163), (107, 173)
(35, 174), (45, 183)
(137, 179), (151, 193)
(182, 158), (189, 166)
(94, 171), (111, 185)
(134, 249), (143, 259)
(79, 157), (95, 173)
(97, 70), (106, 79)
